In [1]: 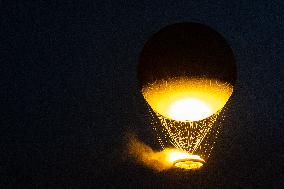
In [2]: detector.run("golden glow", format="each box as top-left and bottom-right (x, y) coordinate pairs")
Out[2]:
(142, 77), (233, 121)
(165, 149), (204, 170)
(127, 133), (205, 171)
(167, 150), (204, 163)
(174, 161), (204, 170)
(140, 77), (234, 170)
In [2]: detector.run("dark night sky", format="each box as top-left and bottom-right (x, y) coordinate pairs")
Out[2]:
(1, 1), (283, 188)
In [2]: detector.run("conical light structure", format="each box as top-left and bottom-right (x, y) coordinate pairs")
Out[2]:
(138, 23), (237, 169)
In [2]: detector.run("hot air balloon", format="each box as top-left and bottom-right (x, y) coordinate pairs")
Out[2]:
(138, 22), (237, 169)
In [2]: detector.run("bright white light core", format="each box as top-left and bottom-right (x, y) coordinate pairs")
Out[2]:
(169, 98), (212, 121)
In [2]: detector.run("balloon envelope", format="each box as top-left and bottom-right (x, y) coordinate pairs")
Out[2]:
(138, 22), (237, 121)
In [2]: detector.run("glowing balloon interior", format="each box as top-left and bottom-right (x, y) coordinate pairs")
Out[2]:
(142, 77), (233, 122)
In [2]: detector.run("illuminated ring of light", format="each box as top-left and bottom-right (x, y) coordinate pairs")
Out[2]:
(173, 158), (205, 170)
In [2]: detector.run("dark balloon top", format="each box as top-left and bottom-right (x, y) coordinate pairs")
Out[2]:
(138, 22), (237, 88)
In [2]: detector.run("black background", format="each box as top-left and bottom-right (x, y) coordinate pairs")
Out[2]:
(1, 1), (283, 188)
